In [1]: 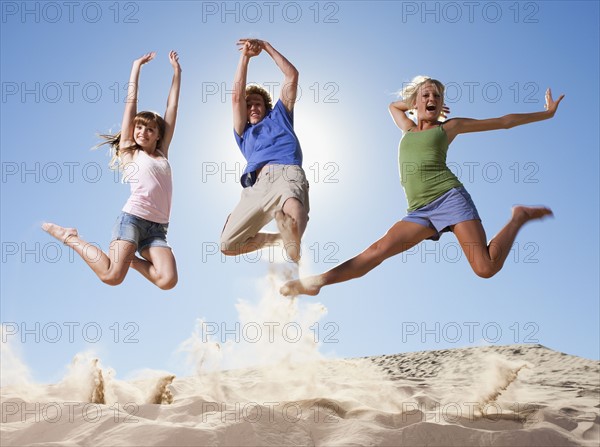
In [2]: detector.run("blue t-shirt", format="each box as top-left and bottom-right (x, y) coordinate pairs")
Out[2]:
(234, 99), (302, 187)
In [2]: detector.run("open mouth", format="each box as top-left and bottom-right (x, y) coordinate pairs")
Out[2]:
(426, 105), (437, 112)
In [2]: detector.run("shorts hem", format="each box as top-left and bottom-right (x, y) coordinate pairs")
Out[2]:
(279, 193), (310, 214)
(111, 236), (138, 246)
(138, 242), (171, 253)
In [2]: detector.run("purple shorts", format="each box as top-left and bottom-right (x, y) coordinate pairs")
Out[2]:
(402, 186), (480, 241)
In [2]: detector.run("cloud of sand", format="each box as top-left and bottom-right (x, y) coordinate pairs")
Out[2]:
(178, 262), (328, 372)
(176, 261), (409, 412)
(1, 324), (40, 399)
(435, 351), (533, 420)
(0, 342), (175, 409)
(3, 255), (404, 413)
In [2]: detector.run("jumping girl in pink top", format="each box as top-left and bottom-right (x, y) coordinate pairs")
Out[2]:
(43, 51), (181, 289)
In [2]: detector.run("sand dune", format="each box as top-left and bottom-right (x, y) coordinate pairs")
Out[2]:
(2, 266), (598, 445)
(1, 344), (598, 446)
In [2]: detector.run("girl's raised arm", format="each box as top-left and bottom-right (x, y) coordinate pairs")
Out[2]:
(443, 88), (564, 143)
(120, 52), (156, 151)
(160, 50), (182, 158)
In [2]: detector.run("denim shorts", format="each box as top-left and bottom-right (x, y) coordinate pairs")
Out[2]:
(111, 212), (170, 254)
(402, 186), (480, 241)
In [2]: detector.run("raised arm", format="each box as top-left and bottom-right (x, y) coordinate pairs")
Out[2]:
(233, 40), (261, 137)
(443, 88), (565, 143)
(160, 51), (182, 158)
(120, 52), (156, 152)
(239, 39), (299, 113)
(263, 41), (298, 113)
(389, 100), (417, 132)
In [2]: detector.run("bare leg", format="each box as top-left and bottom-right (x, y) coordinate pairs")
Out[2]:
(453, 205), (553, 278)
(276, 198), (308, 263)
(42, 222), (136, 286)
(280, 221), (436, 297)
(130, 246), (178, 290)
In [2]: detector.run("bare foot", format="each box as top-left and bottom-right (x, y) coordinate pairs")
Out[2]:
(42, 222), (78, 244)
(512, 206), (553, 226)
(275, 210), (301, 263)
(280, 276), (325, 297)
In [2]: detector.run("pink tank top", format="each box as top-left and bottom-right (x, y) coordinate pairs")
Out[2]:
(122, 149), (172, 224)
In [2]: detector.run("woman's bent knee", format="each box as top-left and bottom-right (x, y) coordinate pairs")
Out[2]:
(472, 263), (497, 279)
(100, 272), (126, 286)
(157, 275), (178, 290)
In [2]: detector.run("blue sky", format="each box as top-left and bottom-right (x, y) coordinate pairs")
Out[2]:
(1, 1), (598, 384)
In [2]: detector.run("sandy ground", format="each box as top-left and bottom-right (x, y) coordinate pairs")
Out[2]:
(1, 343), (598, 446)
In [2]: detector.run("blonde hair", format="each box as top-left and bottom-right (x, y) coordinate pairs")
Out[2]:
(399, 76), (446, 120)
(245, 84), (273, 113)
(96, 111), (166, 170)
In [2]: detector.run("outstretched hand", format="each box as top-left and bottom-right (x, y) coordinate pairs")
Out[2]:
(169, 50), (181, 72)
(134, 51), (156, 66)
(544, 88), (564, 115)
(237, 38), (264, 57)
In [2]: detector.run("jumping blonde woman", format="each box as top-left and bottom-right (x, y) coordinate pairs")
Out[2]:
(281, 76), (564, 297)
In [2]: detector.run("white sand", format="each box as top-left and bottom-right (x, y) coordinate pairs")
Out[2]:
(1, 344), (598, 446)
(2, 266), (598, 445)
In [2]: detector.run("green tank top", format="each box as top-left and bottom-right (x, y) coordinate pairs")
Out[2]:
(398, 125), (463, 211)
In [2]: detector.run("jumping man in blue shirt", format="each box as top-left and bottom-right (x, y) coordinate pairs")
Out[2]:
(220, 39), (309, 263)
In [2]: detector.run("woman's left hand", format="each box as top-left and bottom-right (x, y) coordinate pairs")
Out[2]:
(544, 88), (564, 115)
(169, 50), (181, 72)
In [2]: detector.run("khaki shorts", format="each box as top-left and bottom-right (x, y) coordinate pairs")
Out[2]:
(220, 164), (310, 251)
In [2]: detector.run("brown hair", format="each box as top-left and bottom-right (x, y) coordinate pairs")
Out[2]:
(245, 84), (273, 113)
(96, 111), (166, 170)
